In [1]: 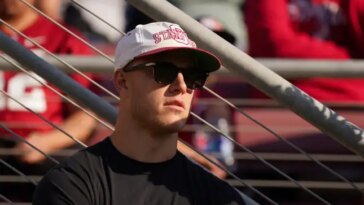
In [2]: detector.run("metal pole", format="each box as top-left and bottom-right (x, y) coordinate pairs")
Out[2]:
(258, 59), (364, 78)
(2, 56), (364, 78)
(126, 0), (364, 156)
(0, 31), (117, 125)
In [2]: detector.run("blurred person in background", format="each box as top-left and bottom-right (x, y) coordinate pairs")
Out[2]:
(0, 0), (97, 201)
(244, 0), (364, 103)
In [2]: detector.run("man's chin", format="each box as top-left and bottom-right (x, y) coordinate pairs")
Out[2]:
(157, 118), (187, 133)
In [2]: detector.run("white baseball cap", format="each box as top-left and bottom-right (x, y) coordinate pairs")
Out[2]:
(114, 21), (221, 72)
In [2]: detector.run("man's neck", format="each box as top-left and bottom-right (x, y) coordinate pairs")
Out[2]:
(110, 120), (178, 163)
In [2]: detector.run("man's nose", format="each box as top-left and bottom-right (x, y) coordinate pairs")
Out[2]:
(170, 72), (188, 94)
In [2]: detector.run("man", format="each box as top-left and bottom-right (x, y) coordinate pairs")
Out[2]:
(124, 2), (244, 179)
(33, 22), (246, 205)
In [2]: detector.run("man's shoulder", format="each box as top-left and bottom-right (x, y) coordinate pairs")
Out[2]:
(178, 154), (246, 204)
(33, 138), (113, 205)
(47, 138), (110, 176)
(179, 153), (227, 184)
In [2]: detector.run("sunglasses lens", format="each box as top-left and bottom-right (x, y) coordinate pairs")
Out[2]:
(153, 63), (179, 85)
(182, 69), (208, 89)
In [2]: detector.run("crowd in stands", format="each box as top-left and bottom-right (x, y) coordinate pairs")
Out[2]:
(1, 0), (364, 203)
(246, 0), (364, 102)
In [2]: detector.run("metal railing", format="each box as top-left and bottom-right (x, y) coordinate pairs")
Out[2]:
(2, 56), (364, 78)
(1, 0), (364, 204)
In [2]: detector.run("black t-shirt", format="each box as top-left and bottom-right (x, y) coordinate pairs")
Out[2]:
(33, 138), (246, 205)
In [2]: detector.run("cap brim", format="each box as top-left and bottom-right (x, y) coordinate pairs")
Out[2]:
(136, 47), (221, 72)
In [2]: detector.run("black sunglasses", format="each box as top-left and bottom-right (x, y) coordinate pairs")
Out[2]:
(124, 62), (209, 90)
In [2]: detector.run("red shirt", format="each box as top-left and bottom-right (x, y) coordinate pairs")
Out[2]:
(245, 0), (364, 102)
(0, 16), (93, 138)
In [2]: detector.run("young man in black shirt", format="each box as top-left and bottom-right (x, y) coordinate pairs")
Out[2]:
(33, 21), (247, 205)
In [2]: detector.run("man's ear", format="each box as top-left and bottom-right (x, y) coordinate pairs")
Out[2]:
(113, 69), (128, 93)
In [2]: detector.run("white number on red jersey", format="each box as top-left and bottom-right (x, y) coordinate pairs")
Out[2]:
(0, 71), (47, 112)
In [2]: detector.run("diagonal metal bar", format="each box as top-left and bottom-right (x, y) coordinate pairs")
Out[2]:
(18, 0), (114, 63)
(203, 86), (364, 193)
(0, 125), (59, 164)
(0, 54), (114, 131)
(0, 159), (37, 186)
(0, 194), (15, 205)
(191, 112), (332, 205)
